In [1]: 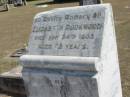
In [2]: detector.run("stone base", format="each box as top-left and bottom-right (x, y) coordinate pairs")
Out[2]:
(23, 68), (99, 97)
(0, 66), (26, 97)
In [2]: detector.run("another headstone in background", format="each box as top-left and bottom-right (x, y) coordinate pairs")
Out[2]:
(20, 4), (122, 97)
(13, 0), (27, 6)
(14, 0), (23, 6)
(0, 0), (9, 11)
(80, 0), (102, 6)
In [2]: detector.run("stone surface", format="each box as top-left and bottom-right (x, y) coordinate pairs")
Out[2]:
(79, 0), (102, 6)
(20, 4), (123, 97)
(28, 5), (105, 57)
(1, 66), (22, 77)
(23, 68), (99, 97)
(20, 55), (100, 72)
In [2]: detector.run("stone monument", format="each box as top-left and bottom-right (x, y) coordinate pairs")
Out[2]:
(79, 0), (102, 6)
(20, 4), (123, 97)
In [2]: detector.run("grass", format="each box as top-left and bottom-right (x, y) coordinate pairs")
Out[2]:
(0, 0), (78, 74)
(0, 0), (130, 97)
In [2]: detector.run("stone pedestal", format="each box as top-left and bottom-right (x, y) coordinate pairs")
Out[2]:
(21, 56), (99, 97)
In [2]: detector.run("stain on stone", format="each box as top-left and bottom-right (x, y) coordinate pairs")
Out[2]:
(82, 79), (99, 97)
(60, 77), (71, 97)
(44, 76), (53, 88)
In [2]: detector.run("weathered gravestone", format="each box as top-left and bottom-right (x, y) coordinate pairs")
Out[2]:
(14, 0), (27, 6)
(0, 0), (9, 11)
(14, 0), (22, 6)
(20, 4), (123, 97)
(79, 0), (102, 6)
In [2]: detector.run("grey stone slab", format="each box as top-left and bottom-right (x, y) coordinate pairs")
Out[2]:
(1, 66), (22, 77)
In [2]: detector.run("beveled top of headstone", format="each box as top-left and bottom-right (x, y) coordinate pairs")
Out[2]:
(28, 4), (111, 57)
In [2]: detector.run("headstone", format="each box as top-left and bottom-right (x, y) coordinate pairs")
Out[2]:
(79, 0), (102, 6)
(20, 4), (123, 97)
(14, 0), (27, 6)
(14, 0), (23, 6)
(0, 0), (9, 11)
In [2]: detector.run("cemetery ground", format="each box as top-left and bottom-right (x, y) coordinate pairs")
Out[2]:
(0, 0), (130, 97)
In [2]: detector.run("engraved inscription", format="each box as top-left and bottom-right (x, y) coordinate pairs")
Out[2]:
(28, 7), (105, 56)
